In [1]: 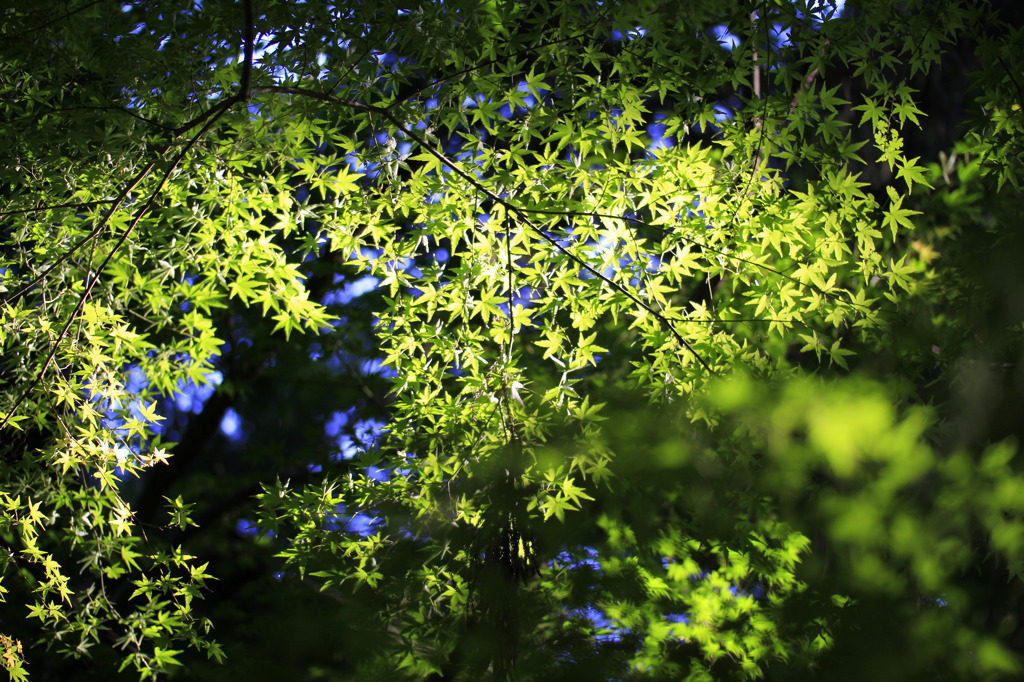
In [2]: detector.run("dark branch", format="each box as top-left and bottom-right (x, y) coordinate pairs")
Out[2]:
(240, 0), (256, 100)
(0, 199), (116, 218)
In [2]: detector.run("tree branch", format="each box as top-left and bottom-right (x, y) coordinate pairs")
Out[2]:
(239, 0), (256, 100)
(0, 199), (116, 218)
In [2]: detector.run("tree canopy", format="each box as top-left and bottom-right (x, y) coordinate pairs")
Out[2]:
(2, 0), (1024, 679)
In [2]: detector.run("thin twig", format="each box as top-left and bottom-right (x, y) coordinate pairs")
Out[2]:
(0, 199), (116, 218)
(3, 104), (177, 131)
(504, 205), (859, 308)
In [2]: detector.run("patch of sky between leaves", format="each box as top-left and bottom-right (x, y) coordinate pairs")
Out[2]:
(322, 274), (381, 306)
(80, 361), (225, 475)
(96, 362), (239, 443)
(323, 414), (389, 461)
(710, 23), (796, 54)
